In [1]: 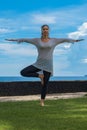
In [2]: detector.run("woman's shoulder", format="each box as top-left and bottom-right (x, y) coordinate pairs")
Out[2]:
(49, 38), (59, 40)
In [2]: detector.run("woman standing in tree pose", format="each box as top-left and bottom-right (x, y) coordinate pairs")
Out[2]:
(5, 24), (84, 106)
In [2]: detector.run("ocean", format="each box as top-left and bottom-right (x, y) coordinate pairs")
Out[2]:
(0, 76), (87, 82)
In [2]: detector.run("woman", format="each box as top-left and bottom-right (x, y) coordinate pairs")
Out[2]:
(5, 24), (84, 106)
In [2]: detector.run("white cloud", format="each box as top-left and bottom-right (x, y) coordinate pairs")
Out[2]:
(68, 22), (87, 39)
(54, 47), (67, 55)
(0, 4), (87, 35)
(63, 43), (72, 49)
(81, 58), (87, 63)
(32, 14), (56, 24)
(0, 28), (15, 34)
(0, 43), (37, 56)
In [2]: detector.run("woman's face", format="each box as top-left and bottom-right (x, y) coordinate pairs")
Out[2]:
(42, 26), (49, 36)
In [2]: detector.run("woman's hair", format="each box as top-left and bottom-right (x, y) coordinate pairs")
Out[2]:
(41, 24), (49, 29)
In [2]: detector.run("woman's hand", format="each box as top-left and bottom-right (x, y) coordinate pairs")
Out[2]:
(75, 39), (84, 42)
(5, 39), (12, 41)
(5, 39), (17, 41)
(5, 39), (23, 43)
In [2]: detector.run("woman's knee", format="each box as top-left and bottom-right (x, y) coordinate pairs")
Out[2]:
(20, 69), (25, 76)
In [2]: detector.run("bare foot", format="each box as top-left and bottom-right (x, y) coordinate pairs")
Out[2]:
(39, 74), (44, 85)
(40, 99), (44, 106)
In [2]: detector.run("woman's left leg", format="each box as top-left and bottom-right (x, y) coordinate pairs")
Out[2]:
(40, 71), (51, 106)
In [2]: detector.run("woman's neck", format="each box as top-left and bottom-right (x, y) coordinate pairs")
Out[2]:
(41, 35), (50, 42)
(41, 35), (49, 39)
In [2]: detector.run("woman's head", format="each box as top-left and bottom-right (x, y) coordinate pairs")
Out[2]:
(41, 24), (49, 38)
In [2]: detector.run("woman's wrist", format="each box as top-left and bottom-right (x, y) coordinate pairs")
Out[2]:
(76, 39), (84, 42)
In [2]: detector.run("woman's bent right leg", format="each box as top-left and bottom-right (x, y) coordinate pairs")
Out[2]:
(20, 65), (41, 77)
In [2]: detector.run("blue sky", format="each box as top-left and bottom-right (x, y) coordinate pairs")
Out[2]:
(0, 0), (87, 76)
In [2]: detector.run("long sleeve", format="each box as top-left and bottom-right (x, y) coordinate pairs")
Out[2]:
(17, 38), (38, 46)
(54, 38), (76, 45)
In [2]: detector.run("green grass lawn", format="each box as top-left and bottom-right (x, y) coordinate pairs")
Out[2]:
(0, 97), (87, 130)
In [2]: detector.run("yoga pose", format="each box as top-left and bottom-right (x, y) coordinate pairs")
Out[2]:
(5, 24), (84, 106)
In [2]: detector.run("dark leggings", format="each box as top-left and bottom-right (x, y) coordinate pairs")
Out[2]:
(20, 65), (51, 99)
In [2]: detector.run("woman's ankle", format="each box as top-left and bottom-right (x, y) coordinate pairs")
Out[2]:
(40, 99), (45, 106)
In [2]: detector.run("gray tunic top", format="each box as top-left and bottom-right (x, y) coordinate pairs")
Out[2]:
(18, 38), (75, 75)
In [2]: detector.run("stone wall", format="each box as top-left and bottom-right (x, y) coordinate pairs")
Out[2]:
(0, 81), (87, 96)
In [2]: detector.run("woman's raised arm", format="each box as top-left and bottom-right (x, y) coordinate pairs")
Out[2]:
(5, 38), (38, 44)
(55, 38), (84, 45)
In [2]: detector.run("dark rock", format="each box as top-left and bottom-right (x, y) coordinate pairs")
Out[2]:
(0, 81), (87, 96)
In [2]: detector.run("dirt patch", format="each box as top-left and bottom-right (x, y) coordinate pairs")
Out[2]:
(0, 92), (87, 102)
